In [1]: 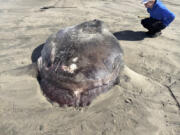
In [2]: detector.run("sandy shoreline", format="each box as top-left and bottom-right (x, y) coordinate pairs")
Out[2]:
(0, 0), (180, 134)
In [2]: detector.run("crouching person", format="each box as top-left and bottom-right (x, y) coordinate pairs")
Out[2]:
(141, 0), (175, 37)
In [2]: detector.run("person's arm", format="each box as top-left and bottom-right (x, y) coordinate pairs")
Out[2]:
(161, 8), (175, 26)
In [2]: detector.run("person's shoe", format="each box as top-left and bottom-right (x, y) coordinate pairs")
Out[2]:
(146, 31), (162, 38)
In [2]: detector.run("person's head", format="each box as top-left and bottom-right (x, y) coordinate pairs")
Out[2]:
(142, 0), (156, 8)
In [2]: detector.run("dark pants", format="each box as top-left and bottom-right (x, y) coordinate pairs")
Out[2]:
(141, 17), (166, 34)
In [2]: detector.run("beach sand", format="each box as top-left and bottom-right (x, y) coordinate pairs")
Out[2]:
(0, 0), (180, 134)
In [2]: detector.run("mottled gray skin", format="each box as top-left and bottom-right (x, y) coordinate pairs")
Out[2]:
(37, 19), (124, 107)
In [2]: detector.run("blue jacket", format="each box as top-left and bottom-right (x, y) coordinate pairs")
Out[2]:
(147, 0), (175, 26)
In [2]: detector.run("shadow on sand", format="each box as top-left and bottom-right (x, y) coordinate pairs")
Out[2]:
(113, 30), (147, 41)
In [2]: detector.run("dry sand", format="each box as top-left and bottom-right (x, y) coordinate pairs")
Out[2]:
(0, 0), (180, 135)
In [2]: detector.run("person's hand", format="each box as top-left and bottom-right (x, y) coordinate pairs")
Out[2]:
(138, 15), (149, 19)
